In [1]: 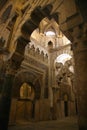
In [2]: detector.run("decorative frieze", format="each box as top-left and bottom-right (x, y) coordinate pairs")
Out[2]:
(55, 58), (75, 101)
(26, 44), (48, 64)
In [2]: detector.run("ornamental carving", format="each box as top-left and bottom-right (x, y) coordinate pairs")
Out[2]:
(55, 59), (75, 100)
(26, 44), (48, 64)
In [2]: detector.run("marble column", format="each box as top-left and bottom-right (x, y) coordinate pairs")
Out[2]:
(0, 70), (15, 130)
(72, 26), (87, 130)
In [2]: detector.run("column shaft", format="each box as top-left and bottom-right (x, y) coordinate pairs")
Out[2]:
(0, 74), (14, 130)
(73, 41), (87, 130)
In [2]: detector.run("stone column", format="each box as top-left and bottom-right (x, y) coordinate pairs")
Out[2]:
(48, 53), (53, 107)
(72, 25), (87, 130)
(0, 66), (16, 130)
(48, 51), (58, 120)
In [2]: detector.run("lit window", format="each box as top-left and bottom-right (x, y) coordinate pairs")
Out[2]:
(45, 31), (55, 36)
(20, 83), (32, 99)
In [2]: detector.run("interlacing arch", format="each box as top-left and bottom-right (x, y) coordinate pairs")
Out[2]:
(10, 4), (59, 69)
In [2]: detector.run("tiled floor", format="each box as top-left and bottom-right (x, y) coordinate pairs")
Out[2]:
(9, 117), (78, 130)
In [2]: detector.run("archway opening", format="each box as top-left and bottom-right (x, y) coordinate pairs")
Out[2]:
(55, 53), (72, 65)
(15, 82), (35, 122)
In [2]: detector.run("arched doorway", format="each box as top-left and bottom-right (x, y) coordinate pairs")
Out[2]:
(9, 71), (41, 124)
(15, 82), (35, 122)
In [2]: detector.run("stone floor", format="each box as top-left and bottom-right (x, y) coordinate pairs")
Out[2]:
(9, 117), (78, 130)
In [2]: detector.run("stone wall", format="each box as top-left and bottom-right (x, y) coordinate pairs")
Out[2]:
(35, 99), (50, 121)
